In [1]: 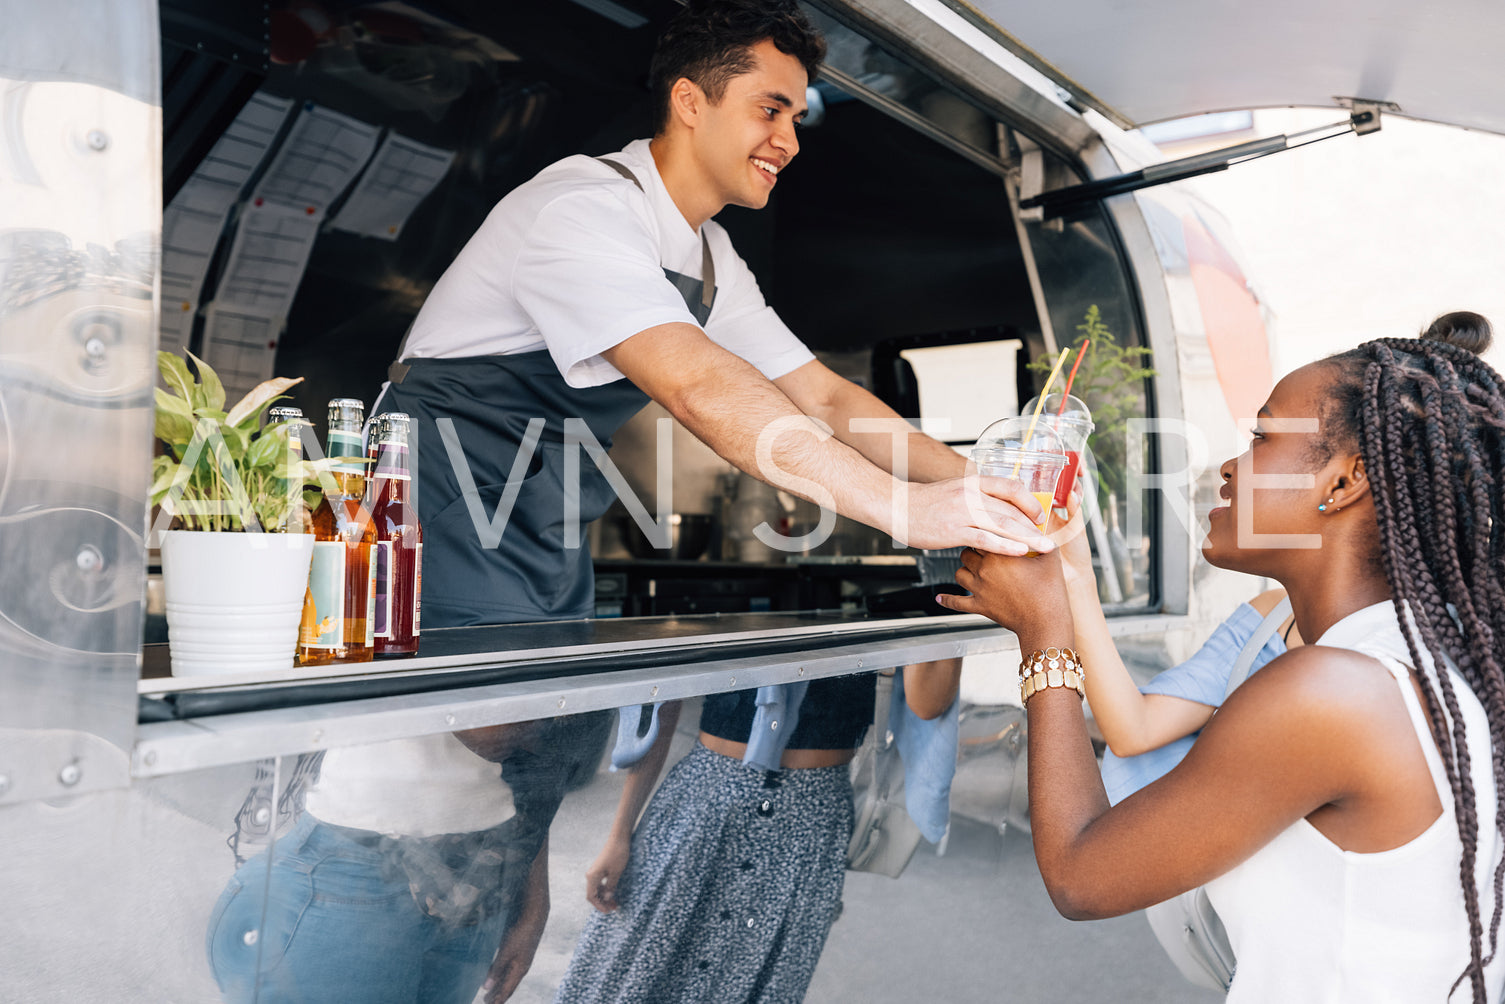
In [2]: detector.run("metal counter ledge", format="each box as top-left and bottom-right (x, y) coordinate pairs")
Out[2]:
(132, 611), (1022, 779)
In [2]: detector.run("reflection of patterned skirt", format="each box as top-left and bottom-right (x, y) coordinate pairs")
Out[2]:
(554, 743), (854, 1004)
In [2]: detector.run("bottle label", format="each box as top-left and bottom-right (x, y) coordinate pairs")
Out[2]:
(373, 540), (393, 638)
(329, 430), (365, 474)
(304, 541), (345, 649)
(412, 542), (422, 637)
(365, 543), (377, 646)
(374, 443), (411, 482)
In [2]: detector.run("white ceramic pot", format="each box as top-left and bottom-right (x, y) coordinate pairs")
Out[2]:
(159, 530), (315, 676)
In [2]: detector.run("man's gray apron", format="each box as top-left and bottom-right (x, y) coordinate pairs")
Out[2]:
(379, 158), (715, 627)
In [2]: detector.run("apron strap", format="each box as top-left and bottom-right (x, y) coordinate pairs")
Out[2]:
(390, 155), (716, 386)
(598, 157), (715, 313)
(388, 320), (416, 384)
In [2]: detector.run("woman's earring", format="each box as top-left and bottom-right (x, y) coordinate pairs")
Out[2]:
(1318, 498), (1336, 512)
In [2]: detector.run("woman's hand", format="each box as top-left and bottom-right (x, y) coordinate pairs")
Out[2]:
(584, 832), (632, 913)
(1054, 489), (1095, 592)
(936, 546), (1072, 644)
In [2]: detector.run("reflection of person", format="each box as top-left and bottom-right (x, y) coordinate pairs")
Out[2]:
(207, 714), (609, 1004)
(555, 661), (961, 1004)
(941, 334), (1505, 1000)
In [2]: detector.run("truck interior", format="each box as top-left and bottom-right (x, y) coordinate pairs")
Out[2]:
(157, 0), (1158, 624)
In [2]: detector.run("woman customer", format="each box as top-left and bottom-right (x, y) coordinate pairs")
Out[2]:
(1080, 314), (1485, 804)
(940, 334), (1505, 1001)
(553, 660), (961, 1004)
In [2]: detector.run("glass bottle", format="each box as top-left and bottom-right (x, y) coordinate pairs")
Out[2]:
(267, 406), (311, 535)
(297, 398), (376, 665)
(369, 413), (422, 656)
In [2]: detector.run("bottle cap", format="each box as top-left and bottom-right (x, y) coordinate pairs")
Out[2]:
(379, 413), (411, 444)
(267, 406), (305, 423)
(327, 398), (366, 430)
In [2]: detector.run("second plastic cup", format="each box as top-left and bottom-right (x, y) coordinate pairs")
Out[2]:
(1021, 394), (1095, 508)
(971, 446), (1069, 532)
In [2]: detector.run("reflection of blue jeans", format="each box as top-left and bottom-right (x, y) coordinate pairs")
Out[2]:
(206, 813), (512, 1004)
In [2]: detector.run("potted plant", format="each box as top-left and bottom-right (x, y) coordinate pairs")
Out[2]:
(150, 350), (330, 676)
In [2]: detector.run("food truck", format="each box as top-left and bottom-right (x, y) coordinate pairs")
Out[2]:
(6, 0), (1497, 999)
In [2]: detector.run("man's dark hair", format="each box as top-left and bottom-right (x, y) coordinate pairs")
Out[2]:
(649, 0), (826, 134)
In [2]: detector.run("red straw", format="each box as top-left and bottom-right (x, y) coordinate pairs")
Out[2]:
(1056, 339), (1090, 415)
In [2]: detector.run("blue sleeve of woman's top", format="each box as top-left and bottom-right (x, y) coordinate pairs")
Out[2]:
(1099, 602), (1287, 804)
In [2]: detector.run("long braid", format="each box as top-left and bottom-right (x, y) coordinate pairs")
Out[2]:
(1326, 337), (1505, 1001)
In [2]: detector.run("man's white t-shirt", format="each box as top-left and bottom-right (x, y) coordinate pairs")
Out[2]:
(400, 138), (814, 388)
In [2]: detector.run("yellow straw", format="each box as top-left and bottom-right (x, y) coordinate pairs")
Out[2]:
(1012, 346), (1073, 477)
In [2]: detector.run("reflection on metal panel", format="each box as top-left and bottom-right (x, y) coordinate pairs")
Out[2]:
(0, 1), (159, 803)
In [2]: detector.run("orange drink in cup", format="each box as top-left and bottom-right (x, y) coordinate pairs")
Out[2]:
(971, 446), (1069, 534)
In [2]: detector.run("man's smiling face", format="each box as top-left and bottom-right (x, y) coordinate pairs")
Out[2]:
(691, 39), (808, 212)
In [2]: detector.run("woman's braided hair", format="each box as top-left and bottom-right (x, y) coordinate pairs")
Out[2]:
(1321, 334), (1505, 1001)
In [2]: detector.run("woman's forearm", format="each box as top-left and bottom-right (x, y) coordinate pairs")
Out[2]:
(607, 701), (683, 840)
(1013, 617), (1114, 919)
(1066, 579), (1158, 755)
(902, 659), (963, 720)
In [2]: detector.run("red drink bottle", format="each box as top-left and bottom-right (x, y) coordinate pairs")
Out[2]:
(370, 413), (422, 656)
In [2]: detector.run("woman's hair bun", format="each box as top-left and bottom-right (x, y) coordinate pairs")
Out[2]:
(1421, 311), (1493, 355)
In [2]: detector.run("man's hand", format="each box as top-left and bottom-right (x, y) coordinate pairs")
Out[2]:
(481, 908), (546, 1004)
(482, 839), (550, 1003)
(899, 476), (1056, 555)
(584, 832), (632, 913)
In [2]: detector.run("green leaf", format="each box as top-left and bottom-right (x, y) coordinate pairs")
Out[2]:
(244, 424), (287, 471)
(153, 408), (195, 451)
(220, 422), (250, 458)
(187, 351), (225, 412)
(155, 386), (193, 418)
(226, 376), (303, 429)
(157, 351), (195, 405)
(150, 455), (177, 493)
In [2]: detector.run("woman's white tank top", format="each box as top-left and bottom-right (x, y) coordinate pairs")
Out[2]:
(1205, 601), (1504, 1002)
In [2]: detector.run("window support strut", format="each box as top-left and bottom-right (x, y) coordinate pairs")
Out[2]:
(1019, 104), (1386, 219)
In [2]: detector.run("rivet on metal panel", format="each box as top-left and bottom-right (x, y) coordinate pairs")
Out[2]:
(86, 130), (109, 151)
(312, 730), (324, 743)
(143, 750), (157, 767)
(798, 667), (805, 676)
(857, 659), (863, 668)
(58, 763), (81, 787)
(0, 775), (9, 796)
(650, 686), (659, 697)
(729, 677), (736, 686)
(558, 698), (566, 708)
(445, 713), (456, 725)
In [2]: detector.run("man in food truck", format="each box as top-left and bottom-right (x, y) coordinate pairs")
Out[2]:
(211, 3), (1034, 1003)
(379, 0), (1054, 629)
